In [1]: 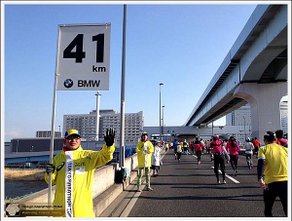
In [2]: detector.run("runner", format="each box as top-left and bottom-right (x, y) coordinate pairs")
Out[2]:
(176, 141), (183, 162)
(252, 137), (261, 157)
(151, 141), (162, 177)
(210, 135), (227, 184)
(225, 136), (240, 176)
(257, 131), (288, 217)
(194, 137), (205, 164)
(173, 139), (179, 160)
(244, 137), (254, 169)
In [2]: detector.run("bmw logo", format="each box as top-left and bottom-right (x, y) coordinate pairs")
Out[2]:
(64, 79), (73, 88)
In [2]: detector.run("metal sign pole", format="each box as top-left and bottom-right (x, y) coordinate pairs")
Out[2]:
(119, 4), (127, 168)
(48, 26), (62, 204)
(95, 91), (101, 141)
(48, 22), (111, 206)
(48, 71), (59, 204)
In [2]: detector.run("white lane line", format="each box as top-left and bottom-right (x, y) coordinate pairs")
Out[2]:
(121, 150), (168, 217)
(225, 173), (240, 183)
(211, 166), (240, 183)
(120, 184), (145, 217)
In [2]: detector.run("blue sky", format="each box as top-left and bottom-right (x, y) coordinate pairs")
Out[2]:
(3, 2), (259, 141)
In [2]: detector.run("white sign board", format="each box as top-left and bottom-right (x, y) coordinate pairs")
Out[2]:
(56, 24), (111, 90)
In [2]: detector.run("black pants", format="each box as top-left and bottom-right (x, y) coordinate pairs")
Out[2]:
(230, 154), (238, 171)
(263, 181), (287, 217)
(176, 152), (182, 160)
(196, 150), (202, 162)
(213, 154), (225, 181)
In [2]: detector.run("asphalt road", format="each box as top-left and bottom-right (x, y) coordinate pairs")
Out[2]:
(101, 150), (287, 218)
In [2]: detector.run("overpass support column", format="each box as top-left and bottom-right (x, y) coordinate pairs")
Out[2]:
(234, 82), (287, 140)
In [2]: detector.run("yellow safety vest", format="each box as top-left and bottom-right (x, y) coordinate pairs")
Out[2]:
(136, 140), (154, 168)
(44, 144), (115, 217)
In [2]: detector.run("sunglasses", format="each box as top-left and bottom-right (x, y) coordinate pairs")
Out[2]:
(66, 135), (80, 140)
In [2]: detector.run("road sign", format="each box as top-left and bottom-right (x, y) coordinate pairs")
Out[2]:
(56, 24), (111, 90)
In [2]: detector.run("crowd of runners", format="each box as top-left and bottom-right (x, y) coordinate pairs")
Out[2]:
(145, 129), (288, 217)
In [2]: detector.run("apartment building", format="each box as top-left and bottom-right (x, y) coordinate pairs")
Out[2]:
(63, 110), (144, 146)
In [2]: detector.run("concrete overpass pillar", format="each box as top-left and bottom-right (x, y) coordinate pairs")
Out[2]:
(234, 82), (287, 141)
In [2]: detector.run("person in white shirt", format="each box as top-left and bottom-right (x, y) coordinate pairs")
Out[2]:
(244, 137), (254, 169)
(151, 141), (162, 177)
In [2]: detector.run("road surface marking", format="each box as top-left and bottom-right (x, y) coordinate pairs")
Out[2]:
(120, 184), (145, 217)
(212, 166), (240, 183)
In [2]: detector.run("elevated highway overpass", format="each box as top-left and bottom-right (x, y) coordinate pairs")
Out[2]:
(185, 5), (288, 139)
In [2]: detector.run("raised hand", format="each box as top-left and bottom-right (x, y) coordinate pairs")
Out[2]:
(104, 128), (115, 147)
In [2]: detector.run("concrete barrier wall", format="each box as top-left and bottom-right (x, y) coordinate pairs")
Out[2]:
(15, 153), (138, 204)
(12, 151), (169, 217)
(92, 164), (116, 199)
(124, 153), (138, 171)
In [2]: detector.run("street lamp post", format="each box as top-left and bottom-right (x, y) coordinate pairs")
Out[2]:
(243, 116), (246, 140)
(119, 4), (127, 168)
(162, 105), (165, 141)
(159, 83), (164, 141)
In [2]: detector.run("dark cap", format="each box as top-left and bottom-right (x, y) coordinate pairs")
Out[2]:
(141, 131), (148, 136)
(264, 131), (275, 142)
(212, 134), (219, 140)
(64, 129), (81, 139)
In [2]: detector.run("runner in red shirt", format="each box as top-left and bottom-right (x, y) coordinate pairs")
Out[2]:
(275, 129), (288, 147)
(252, 137), (261, 157)
(194, 137), (205, 165)
(210, 135), (227, 184)
(225, 136), (240, 176)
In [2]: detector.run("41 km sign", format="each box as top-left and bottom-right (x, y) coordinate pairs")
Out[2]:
(56, 24), (111, 90)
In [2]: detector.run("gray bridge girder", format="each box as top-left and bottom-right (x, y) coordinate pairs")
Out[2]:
(185, 5), (287, 127)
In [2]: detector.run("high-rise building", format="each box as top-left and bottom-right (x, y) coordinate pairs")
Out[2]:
(63, 110), (144, 146)
(280, 100), (288, 133)
(226, 101), (288, 143)
(36, 131), (62, 138)
(226, 104), (252, 143)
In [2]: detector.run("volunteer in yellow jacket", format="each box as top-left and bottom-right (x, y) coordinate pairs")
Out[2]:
(136, 131), (154, 192)
(44, 128), (115, 217)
